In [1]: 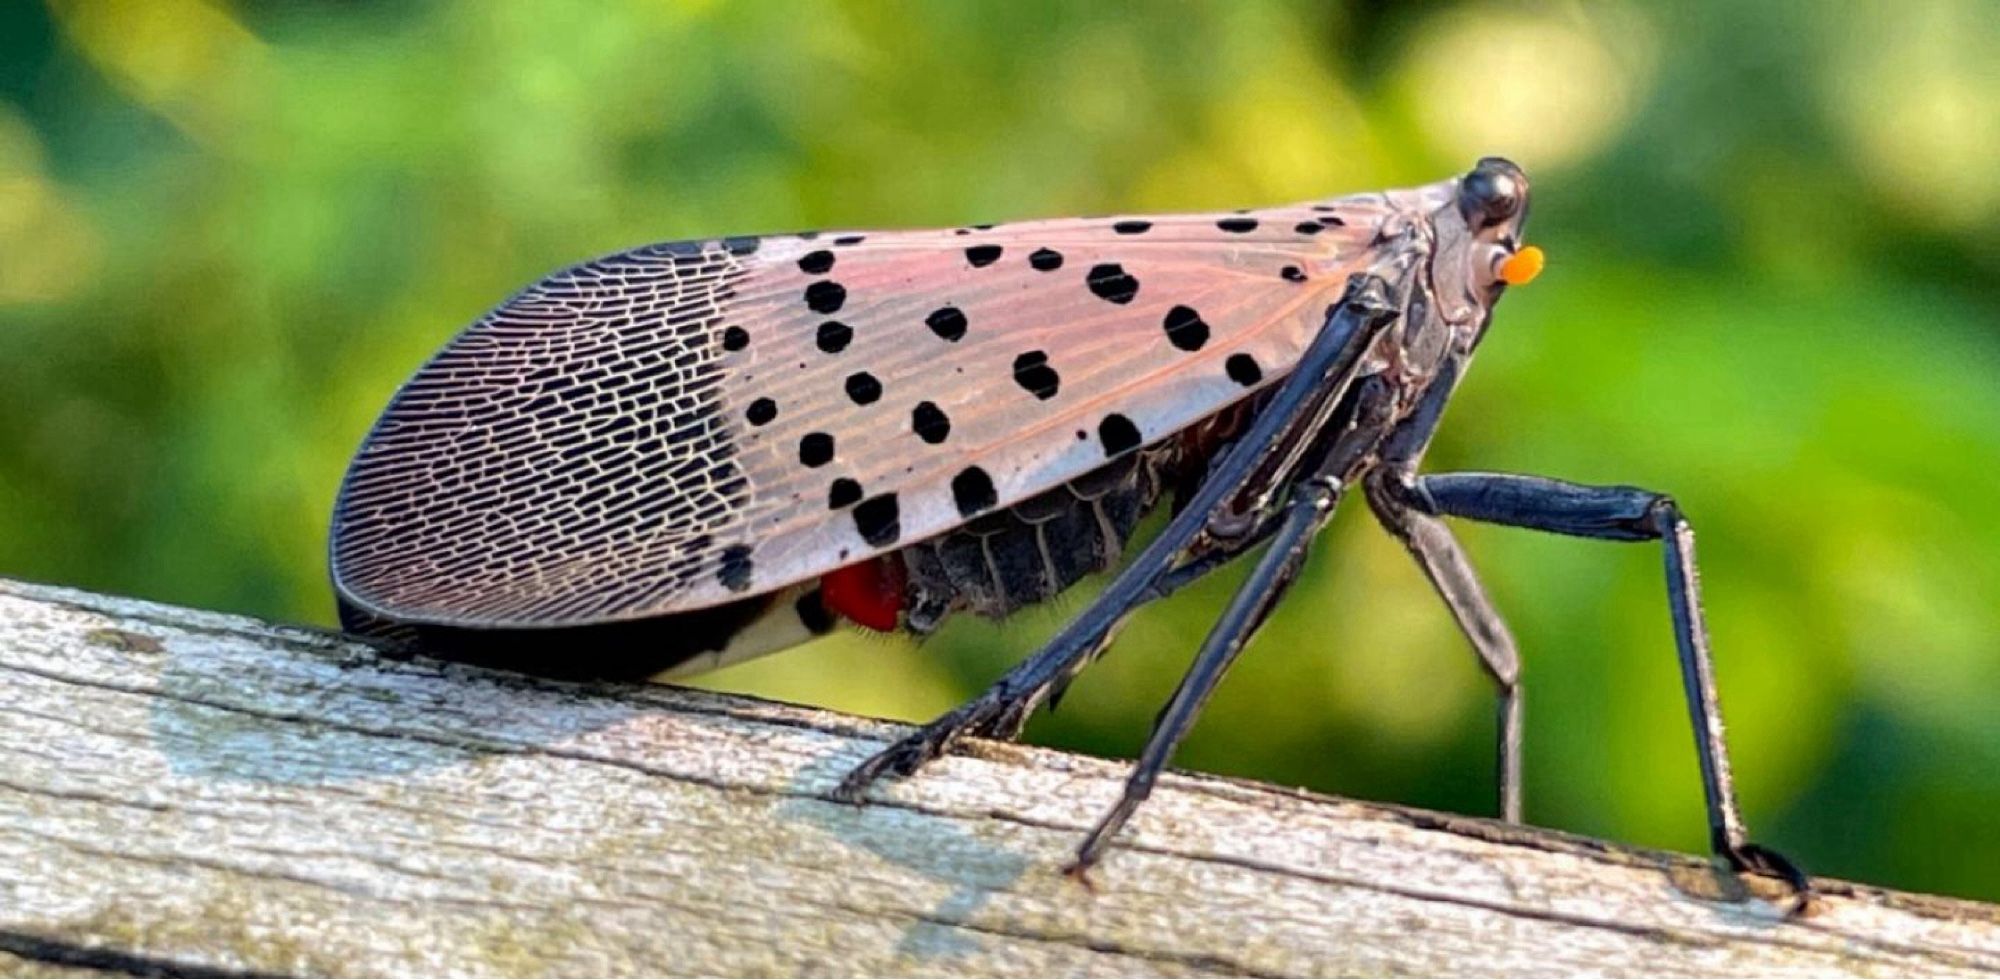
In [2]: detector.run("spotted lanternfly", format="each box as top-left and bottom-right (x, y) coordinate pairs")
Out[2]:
(331, 158), (1808, 908)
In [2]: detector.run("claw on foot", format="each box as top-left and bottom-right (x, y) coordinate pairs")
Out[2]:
(972, 702), (1034, 741)
(829, 764), (877, 804)
(1726, 842), (1814, 918)
(1060, 858), (1099, 893)
(831, 712), (979, 803)
(832, 743), (923, 803)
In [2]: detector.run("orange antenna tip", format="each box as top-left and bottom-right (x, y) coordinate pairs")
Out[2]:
(1500, 245), (1544, 286)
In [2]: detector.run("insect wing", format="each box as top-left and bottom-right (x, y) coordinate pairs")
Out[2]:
(332, 200), (1395, 627)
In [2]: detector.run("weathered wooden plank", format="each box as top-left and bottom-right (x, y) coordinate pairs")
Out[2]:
(1, 577), (1996, 977)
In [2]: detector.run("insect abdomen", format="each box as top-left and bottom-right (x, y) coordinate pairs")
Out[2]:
(899, 442), (1183, 633)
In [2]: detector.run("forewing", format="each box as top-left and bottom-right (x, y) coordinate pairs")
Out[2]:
(332, 197), (1396, 626)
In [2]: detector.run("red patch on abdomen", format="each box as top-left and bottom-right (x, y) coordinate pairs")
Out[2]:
(820, 556), (906, 632)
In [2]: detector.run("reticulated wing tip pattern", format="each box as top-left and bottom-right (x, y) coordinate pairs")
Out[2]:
(332, 240), (754, 627)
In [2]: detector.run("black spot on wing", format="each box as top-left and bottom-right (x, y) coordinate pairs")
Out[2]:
(805, 281), (847, 313)
(1113, 220), (1153, 235)
(844, 371), (882, 405)
(1294, 221), (1323, 235)
(1029, 248), (1063, 271)
(950, 466), (997, 518)
(799, 432), (835, 468)
(816, 320), (853, 353)
(797, 250), (835, 274)
(1226, 353), (1262, 386)
(1012, 351), (1061, 400)
(746, 398), (777, 426)
(965, 244), (1002, 267)
(926, 306), (967, 342)
(1162, 305), (1209, 352)
(717, 544), (755, 592)
(1086, 263), (1138, 304)
(1098, 413), (1142, 457)
(912, 401), (951, 444)
(854, 494), (901, 546)
(1281, 265), (1307, 283)
(833, 234), (866, 246)
(1217, 217), (1258, 233)
(721, 326), (749, 351)
(828, 477), (862, 510)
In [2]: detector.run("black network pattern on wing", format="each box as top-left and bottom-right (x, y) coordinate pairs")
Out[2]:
(332, 240), (756, 625)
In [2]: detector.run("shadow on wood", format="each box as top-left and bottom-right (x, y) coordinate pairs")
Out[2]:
(2, 577), (1998, 976)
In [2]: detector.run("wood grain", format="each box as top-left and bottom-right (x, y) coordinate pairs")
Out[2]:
(2, 577), (1997, 977)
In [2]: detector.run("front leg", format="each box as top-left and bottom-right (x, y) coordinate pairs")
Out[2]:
(1409, 471), (1811, 911)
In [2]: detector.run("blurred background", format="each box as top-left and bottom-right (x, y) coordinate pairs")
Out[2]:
(3, 0), (1997, 900)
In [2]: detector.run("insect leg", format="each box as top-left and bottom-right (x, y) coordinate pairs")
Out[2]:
(1365, 473), (1524, 822)
(832, 269), (1413, 803)
(1408, 471), (1811, 910)
(1068, 374), (1402, 872)
(1069, 476), (1339, 874)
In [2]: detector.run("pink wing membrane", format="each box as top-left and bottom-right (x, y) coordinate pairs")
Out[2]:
(333, 192), (1401, 626)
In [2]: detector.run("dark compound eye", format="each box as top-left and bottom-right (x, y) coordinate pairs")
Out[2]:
(1461, 158), (1526, 227)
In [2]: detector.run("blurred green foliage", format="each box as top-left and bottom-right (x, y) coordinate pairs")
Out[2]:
(3, 0), (1997, 900)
